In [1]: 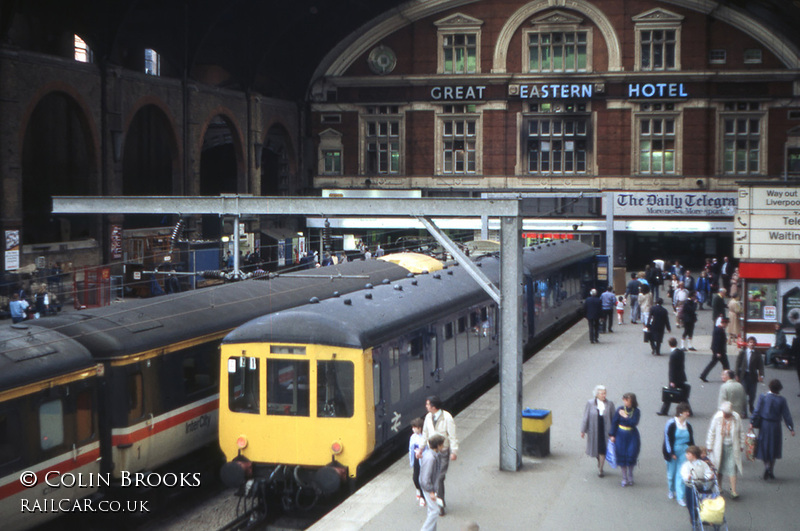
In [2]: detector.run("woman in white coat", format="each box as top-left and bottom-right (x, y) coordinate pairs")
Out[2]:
(580, 385), (615, 477)
(706, 401), (745, 498)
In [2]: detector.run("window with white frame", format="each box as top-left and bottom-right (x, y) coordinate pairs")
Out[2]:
(145, 48), (161, 76)
(318, 128), (343, 176)
(636, 103), (678, 174)
(434, 13), (483, 74)
(709, 49), (726, 64)
(363, 106), (402, 175)
(633, 9), (683, 71)
(74, 35), (92, 63)
(721, 102), (763, 175)
(439, 104), (479, 175)
(524, 11), (591, 73)
(743, 49), (762, 64)
(525, 102), (590, 175)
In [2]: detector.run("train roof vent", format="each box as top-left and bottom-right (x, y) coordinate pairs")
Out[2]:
(477, 262), (482, 267)
(447, 270), (453, 275)
(406, 273), (415, 278)
(309, 297), (320, 304)
(382, 278), (391, 284)
(433, 273), (441, 279)
(421, 270), (429, 275)
(365, 283), (373, 289)
(365, 293), (373, 300)
(344, 299), (352, 305)
(333, 291), (340, 297)
(393, 284), (403, 291)
(411, 279), (418, 286)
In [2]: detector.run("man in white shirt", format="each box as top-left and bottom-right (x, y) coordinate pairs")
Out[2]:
(417, 395), (458, 516)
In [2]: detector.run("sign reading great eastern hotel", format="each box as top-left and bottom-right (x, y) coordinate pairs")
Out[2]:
(508, 82), (688, 99)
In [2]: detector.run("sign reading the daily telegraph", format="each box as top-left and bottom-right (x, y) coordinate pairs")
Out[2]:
(613, 192), (737, 217)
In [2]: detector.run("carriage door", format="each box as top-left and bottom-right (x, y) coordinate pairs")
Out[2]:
(372, 347), (390, 447)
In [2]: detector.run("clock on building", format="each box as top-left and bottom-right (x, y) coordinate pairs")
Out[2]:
(368, 45), (397, 75)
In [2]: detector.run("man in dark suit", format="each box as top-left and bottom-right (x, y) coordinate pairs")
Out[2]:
(711, 288), (727, 324)
(658, 337), (690, 416)
(700, 316), (730, 382)
(647, 298), (671, 356)
(584, 289), (602, 344)
(736, 336), (765, 415)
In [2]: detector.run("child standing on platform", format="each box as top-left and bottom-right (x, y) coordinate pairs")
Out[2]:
(616, 295), (627, 325)
(409, 417), (426, 506)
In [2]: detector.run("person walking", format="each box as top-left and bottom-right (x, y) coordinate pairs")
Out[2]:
(736, 336), (765, 416)
(718, 369), (747, 419)
(616, 295), (626, 326)
(711, 288), (727, 324)
(584, 289), (602, 344)
(409, 417), (427, 506)
(706, 401), (745, 498)
(638, 285), (653, 328)
(647, 298), (671, 356)
(700, 316), (730, 382)
(609, 392), (641, 487)
(600, 285), (616, 333)
(626, 273), (641, 324)
(751, 379), (795, 480)
(658, 338), (689, 416)
(696, 271), (710, 310)
(673, 282), (688, 327)
(662, 402), (694, 506)
(681, 291), (697, 351)
(580, 385), (615, 478)
(418, 396), (458, 516)
(680, 445), (716, 527)
(419, 435), (445, 531)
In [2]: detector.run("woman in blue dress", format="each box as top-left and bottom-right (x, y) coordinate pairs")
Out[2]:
(609, 392), (641, 487)
(662, 402), (693, 505)
(752, 379), (795, 479)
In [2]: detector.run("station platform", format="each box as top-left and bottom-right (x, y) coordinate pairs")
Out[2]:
(310, 305), (800, 531)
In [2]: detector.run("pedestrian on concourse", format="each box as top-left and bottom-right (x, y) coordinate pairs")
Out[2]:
(662, 401), (694, 506)
(673, 282), (688, 327)
(681, 291), (698, 351)
(751, 379), (795, 480)
(727, 295), (742, 344)
(584, 289), (602, 344)
(609, 392), (641, 487)
(681, 445), (715, 527)
(626, 273), (641, 324)
(700, 316), (730, 382)
(764, 323), (790, 366)
(600, 285), (616, 333)
(711, 288), (727, 324)
(647, 298), (671, 356)
(658, 338), (689, 416)
(706, 401), (745, 498)
(696, 271), (710, 310)
(419, 435), (445, 531)
(718, 370), (747, 419)
(418, 396), (458, 516)
(580, 385), (615, 478)
(736, 336), (764, 416)
(638, 285), (653, 328)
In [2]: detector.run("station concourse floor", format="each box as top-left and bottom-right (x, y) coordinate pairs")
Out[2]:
(310, 305), (800, 531)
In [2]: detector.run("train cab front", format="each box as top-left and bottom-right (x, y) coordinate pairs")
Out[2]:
(218, 341), (374, 511)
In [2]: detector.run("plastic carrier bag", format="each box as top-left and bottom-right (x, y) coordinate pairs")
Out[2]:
(699, 496), (725, 525)
(605, 439), (617, 468)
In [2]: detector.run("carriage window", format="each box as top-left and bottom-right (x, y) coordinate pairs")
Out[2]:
(373, 363), (381, 406)
(228, 357), (260, 414)
(317, 361), (354, 418)
(76, 390), (93, 442)
(184, 351), (217, 396)
(409, 338), (424, 394)
(128, 373), (144, 419)
(390, 347), (401, 404)
(0, 411), (21, 472)
(39, 400), (64, 451)
(267, 359), (309, 416)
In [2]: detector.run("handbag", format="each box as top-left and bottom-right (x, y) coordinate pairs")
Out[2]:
(661, 384), (690, 403)
(745, 427), (757, 461)
(605, 438), (617, 468)
(643, 327), (651, 343)
(750, 413), (762, 429)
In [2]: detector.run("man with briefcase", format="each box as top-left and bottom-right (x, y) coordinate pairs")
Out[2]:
(659, 337), (691, 416)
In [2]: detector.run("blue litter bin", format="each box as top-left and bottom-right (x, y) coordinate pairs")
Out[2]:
(522, 408), (552, 457)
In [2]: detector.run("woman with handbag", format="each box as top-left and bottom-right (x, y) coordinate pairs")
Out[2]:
(609, 392), (641, 487)
(751, 379), (795, 480)
(662, 402), (693, 506)
(580, 385), (615, 478)
(706, 401), (745, 498)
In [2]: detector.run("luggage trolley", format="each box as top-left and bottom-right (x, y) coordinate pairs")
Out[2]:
(687, 476), (727, 531)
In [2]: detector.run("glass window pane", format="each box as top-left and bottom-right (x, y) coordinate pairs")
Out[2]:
(317, 361), (354, 417)
(266, 359), (309, 416)
(40, 400), (64, 451)
(228, 357), (260, 414)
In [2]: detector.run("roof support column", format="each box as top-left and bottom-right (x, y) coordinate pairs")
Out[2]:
(499, 214), (523, 471)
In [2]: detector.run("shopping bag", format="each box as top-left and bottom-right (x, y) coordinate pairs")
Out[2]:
(699, 496), (725, 525)
(745, 427), (757, 461)
(605, 439), (617, 468)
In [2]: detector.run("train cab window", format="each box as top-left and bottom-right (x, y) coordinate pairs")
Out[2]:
(0, 411), (21, 473)
(267, 359), (309, 416)
(39, 400), (64, 451)
(75, 390), (94, 442)
(317, 360), (354, 418)
(228, 357), (260, 414)
(128, 373), (144, 420)
(408, 335), (425, 394)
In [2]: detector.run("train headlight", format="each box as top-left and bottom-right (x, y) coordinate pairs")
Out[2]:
(236, 436), (248, 449)
(331, 441), (343, 455)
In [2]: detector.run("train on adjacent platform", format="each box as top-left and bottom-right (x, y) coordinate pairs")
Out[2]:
(217, 241), (596, 515)
(0, 255), (434, 531)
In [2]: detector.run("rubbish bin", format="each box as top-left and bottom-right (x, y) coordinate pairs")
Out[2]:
(522, 408), (551, 457)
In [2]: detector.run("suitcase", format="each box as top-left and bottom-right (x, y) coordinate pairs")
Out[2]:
(662, 384), (691, 403)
